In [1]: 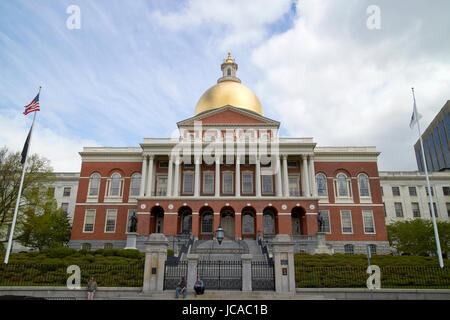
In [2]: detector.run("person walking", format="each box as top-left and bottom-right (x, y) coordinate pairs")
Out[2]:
(193, 276), (205, 296)
(175, 276), (187, 298)
(87, 277), (97, 300)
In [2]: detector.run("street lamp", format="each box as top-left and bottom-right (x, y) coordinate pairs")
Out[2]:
(216, 226), (224, 245)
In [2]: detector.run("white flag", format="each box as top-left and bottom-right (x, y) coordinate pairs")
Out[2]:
(409, 95), (422, 129)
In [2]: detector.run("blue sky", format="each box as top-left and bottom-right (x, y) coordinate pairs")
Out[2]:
(1, 0), (449, 171)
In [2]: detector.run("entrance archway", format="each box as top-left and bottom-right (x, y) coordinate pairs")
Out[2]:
(151, 206), (164, 233)
(178, 206), (192, 234)
(220, 207), (235, 239)
(241, 207), (256, 239)
(291, 207), (306, 235)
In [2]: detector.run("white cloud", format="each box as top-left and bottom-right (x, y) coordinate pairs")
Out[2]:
(0, 111), (99, 172)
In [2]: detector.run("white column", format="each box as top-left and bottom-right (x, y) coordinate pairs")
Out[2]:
(173, 157), (180, 196)
(302, 155), (310, 197)
(215, 155), (220, 197)
(255, 156), (261, 197)
(140, 156), (148, 197)
(194, 155), (201, 197)
(282, 154), (289, 197)
(147, 155), (154, 197)
(235, 155), (240, 197)
(276, 155), (282, 197)
(309, 156), (317, 197)
(167, 156), (173, 196)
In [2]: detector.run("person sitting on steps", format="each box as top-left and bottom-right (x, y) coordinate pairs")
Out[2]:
(194, 276), (205, 296)
(175, 276), (187, 298)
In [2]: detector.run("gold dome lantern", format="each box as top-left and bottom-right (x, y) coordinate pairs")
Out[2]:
(194, 53), (263, 116)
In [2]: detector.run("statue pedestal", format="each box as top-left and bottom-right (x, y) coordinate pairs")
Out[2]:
(314, 232), (334, 254)
(125, 233), (138, 249)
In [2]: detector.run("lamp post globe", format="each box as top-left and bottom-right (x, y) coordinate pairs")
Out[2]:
(216, 226), (225, 245)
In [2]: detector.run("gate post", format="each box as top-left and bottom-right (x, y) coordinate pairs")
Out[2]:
(271, 234), (296, 294)
(241, 254), (253, 292)
(187, 254), (199, 291)
(142, 233), (169, 294)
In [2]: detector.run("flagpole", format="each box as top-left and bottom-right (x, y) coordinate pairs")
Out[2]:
(4, 87), (40, 264)
(412, 87), (444, 268)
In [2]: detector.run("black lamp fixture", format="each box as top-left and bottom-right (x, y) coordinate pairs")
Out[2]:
(216, 225), (224, 245)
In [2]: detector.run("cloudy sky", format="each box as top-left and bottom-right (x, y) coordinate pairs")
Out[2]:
(0, 0), (449, 172)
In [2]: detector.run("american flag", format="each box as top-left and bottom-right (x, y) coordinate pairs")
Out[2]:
(23, 92), (40, 115)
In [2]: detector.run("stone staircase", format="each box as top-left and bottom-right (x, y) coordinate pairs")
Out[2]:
(189, 239), (267, 261)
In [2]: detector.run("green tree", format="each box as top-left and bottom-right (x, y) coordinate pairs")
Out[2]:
(387, 219), (450, 256)
(0, 147), (55, 246)
(17, 187), (72, 250)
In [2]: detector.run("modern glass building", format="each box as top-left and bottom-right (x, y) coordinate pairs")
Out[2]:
(414, 100), (450, 172)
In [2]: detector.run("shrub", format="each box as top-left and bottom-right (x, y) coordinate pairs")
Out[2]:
(45, 247), (77, 258)
(167, 249), (174, 256)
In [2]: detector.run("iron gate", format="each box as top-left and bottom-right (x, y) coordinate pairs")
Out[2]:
(163, 260), (188, 290)
(197, 260), (242, 290)
(251, 260), (275, 291)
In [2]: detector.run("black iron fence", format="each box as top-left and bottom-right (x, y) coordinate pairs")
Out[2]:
(197, 260), (242, 290)
(295, 263), (450, 289)
(0, 263), (144, 287)
(163, 260), (188, 290)
(251, 261), (275, 291)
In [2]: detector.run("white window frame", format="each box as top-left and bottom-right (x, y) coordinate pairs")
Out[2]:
(288, 175), (300, 197)
(316, 173), (328, 198)
(63, 187), (71, 197)
(182, 171), (194, 194)
(61, 202), (69, 215)
(106, 173), (123, 201)
(334, 173), (353, 203)
(203, 171), (215, 194)
(104, 209), (117, 233)
(83, 209), (96, 233)
(412, 202), (421, 217)
(318, 210), (331, 234)
(158, 161), (168, 168)
(87, 173), (101, 201)
(340, 210), (353, 234)
(357, 173), (371, 202)
(241, 171), (253, 195)
(394, 202), (404, 217)
(129, 173), (141, 198)
(222, 171), (234, 195)
(156, 174), (168, 196)
(362, 210), (376, 234)
(261, 174), (274, 195)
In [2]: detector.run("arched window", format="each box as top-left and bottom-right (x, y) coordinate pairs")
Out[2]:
(337, 173), (349, 197)
(263, 211), (275, 234)
(89, 173), (101, 196)
(316, 173), (328, 196)
(227, 68), (231, 76)
(242, 212), (255, 235)
(201, 212), (213, 233)
(130, 173), (141, 196)
(344, 244), (354, 254)
(358, 173), (370, 197)
(110, 173), (121, 196)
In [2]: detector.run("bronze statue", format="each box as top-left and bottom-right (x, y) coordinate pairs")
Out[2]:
(129, 212), (137, 232)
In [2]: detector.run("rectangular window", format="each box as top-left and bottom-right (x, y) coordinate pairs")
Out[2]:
(287, 161), (297, 168)
(318, 210), (330, 233)
(63, 187), (71, 197)
(203, 172), (214, 194)
(184, 163), (194, 168)
(156, 176), (168, 196)
(183, 172), (194, 194)
(428, 202), (438, 217)
(392, 187), (400, 196)
(362, 210), (375, 234)
(223, 172), (233, 194)
(426, 186), (434, 196)
(262, 175), (274, 194)
(83, 210), (96, 233)
(61, 203), (69, 215)
(242, 172), (253, 194)
(159, 161), (168, 168)
(340, 210), (353, 234)
(447, 203), (450, 218)
(408, 187), (417, 196)
(105, 209), (117, 233)
(443, 186), (450, 196)
(394, 202), (404, 217)
(412, 202), (421, 217)
(288, 176), (299, 196)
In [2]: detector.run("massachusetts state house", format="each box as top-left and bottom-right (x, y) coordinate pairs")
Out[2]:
(69, 54), (390, 255)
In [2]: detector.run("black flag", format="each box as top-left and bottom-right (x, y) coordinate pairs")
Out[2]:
(21, 126), (32, 164)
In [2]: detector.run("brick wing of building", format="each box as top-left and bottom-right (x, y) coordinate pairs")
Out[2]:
(69, 54), (390, 254)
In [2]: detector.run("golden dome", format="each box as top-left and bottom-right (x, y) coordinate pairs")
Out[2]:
(194, 54), (263, 116)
